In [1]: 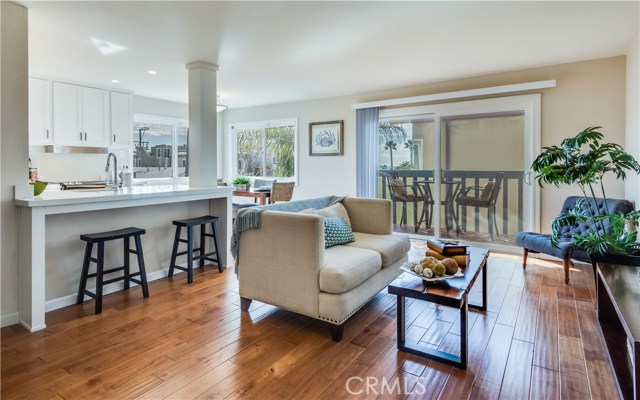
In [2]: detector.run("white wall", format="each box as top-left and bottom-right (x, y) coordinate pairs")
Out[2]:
(1, 2), (29, 325)
(134, 95), (188, 119)
(625, 34), (640, 208)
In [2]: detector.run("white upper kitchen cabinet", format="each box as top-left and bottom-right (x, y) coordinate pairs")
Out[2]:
(110, 91), (133, 147)
(52, 82), (107, 146)
(81, 86), (108, 146)
(28, 77), (52, 145)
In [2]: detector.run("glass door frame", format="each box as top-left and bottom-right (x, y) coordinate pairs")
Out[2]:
(379, 94), (541, 248)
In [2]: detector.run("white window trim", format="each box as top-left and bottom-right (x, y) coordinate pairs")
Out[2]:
(229, 117), (299, 184)
(132, 113), (189, 184)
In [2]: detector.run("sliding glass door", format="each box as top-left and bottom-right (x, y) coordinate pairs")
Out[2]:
(376, 95), (539, 248)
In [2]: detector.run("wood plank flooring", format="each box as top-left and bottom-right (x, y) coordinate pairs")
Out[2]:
(1, 242), (620, 399)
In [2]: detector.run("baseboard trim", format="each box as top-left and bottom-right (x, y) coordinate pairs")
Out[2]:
(1, 312), (19, 328)
(0, 264), (225, 328)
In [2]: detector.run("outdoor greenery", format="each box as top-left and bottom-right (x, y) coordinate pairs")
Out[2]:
(236, 125), (295, 177)
(532, 126), (640, 255)
(378, 122), (407, 170)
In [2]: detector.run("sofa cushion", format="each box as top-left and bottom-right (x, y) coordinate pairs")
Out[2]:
(318, 202), (352, 228)
(320, 246), (381, 294)
(324, 217), (355, 248)
(346, 232), (411, 268)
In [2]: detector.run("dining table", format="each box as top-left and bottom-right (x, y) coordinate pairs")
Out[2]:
(414, 179), (462, 231)
(232, 188), (271, 205)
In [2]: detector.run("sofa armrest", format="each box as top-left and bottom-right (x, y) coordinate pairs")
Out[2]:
(342, 197), (392, 235)
(238, 211), (324, 317)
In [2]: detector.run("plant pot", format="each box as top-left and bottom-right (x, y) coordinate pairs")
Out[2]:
(234, 184), (249, 191)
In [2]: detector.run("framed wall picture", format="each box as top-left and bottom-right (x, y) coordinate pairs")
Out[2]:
(309, 120), (344, 156)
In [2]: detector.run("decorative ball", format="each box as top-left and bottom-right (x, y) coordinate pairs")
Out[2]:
(414, 265), (424, 275)
(432, 262), (446, 277)
(422, 268), (434, 278)
(441, 258), (459, 275)
(421, 257), (438, 269)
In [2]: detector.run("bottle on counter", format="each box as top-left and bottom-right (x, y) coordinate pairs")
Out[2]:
(28, 158), (39, 183)
(122, 165), (133, 189)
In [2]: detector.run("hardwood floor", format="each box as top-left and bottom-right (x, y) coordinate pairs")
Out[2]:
(1, 243), (620, 399)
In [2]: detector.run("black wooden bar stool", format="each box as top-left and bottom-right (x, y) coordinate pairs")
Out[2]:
(168, 215), (223, 283)
(77, 227), (149, 314)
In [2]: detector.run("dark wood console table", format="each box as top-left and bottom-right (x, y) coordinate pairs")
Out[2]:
(597, 262), (640, 400)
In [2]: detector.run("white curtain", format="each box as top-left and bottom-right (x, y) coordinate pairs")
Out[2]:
(356, 107), (379, 198)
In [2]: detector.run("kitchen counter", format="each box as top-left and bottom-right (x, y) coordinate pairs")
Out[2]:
(15, 184), (233, 332)
(16, 184), (233, 208)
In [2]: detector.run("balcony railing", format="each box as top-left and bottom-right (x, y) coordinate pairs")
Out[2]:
(378, 169), (524, 237)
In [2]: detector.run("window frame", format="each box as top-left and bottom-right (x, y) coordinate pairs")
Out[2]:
(229, 117), (299, 184)
(132, 113), (189, 183)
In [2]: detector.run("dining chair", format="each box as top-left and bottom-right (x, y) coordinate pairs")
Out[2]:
(455, 172), (504, 240)
(269, 182), (295, 203)
(386, 176), (431, 233)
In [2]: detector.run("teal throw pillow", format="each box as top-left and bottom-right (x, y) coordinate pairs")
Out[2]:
(324, 217), (355, 248)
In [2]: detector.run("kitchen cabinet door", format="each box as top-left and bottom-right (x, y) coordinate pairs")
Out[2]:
(81, 87), (108, 146)
(110, 91), (132, 147)
(52, 82), (83, 145)
(29, 77), (52, 144)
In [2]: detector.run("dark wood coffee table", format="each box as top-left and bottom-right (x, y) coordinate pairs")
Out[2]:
(388, 246), (489, 370)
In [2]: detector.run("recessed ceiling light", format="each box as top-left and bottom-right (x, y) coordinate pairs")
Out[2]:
(147, 70), (157, 75)
(111, 79), (120, 83)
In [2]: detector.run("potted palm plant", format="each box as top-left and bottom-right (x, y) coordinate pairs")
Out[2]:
(532, 126), (640, 262)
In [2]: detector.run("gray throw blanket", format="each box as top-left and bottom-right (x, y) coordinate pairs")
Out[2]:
(231, 195), (345, 273)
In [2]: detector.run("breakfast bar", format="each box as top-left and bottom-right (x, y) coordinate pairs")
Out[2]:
(15, 184), (233, 332)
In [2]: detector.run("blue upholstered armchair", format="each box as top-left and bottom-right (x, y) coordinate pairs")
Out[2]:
(515, 196), (634, 284)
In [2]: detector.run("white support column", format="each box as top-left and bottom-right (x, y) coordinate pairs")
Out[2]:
(186, 61), (218, 187)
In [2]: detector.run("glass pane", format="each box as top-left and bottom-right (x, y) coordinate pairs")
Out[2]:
(177, 125), (188, 177)
(377, 118), (435, 235)
(265, 124), (295, 178)
(132, 122), (174, 179)
(440, 112), (525, 246)
(236, 128), (264, 177)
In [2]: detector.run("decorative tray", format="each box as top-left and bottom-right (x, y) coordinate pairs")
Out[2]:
(401, 263), (463, 282)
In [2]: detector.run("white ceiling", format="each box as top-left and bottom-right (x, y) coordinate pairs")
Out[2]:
(24, 1), (639, 110)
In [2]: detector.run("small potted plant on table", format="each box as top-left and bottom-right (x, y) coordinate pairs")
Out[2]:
(232, 177), (251, 191)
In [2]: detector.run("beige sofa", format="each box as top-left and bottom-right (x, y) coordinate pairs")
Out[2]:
(236, 197), (411, 341)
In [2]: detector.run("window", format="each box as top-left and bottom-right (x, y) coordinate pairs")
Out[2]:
(231, 118), (297, 180)
(132, 114), (189, 180)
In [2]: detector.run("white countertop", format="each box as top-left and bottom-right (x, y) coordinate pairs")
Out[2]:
(15, 184), (234, 208)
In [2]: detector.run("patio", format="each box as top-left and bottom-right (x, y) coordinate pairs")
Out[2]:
(379, 169), (524, 246)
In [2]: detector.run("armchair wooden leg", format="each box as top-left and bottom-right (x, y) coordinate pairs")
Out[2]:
(523, 248), (529, 270)
(330, 323), (345, 342)
(563, 258), (571, 284)
(240, 296), (252, 311)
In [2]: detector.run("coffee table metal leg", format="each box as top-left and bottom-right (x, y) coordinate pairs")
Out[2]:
(397, 295), (406, 346)
(460, 295), (469, 369)
(469, 261), (488, 312)
(482, 260), (487, 309)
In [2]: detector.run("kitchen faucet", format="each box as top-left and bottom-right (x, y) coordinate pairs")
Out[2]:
(105, 152), (119, 191)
